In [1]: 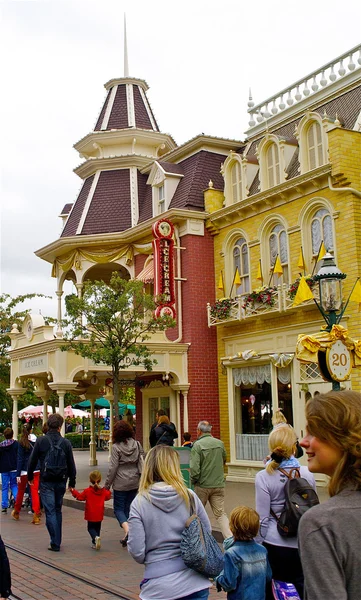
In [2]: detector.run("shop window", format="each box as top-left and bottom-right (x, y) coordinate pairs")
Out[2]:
(149, 396), (170, 426)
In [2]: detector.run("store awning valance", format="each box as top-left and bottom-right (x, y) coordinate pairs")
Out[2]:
(136, 259), (154, 283)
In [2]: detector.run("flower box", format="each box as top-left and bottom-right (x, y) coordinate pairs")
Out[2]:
(209, 297), (233, 320)
(287, 276), (316, 301)
(242, 286), (278, 312)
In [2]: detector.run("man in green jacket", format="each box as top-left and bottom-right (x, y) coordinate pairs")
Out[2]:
(190, 421), (231, 538)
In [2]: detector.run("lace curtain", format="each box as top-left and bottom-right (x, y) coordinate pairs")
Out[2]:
(233, 364), (271, 386)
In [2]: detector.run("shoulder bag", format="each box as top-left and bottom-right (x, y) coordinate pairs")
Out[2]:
(180, 493), (224, 578)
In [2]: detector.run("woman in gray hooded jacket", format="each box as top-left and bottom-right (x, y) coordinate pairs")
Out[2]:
(104, 420), (144, 546)
(128, 445), (212, 600)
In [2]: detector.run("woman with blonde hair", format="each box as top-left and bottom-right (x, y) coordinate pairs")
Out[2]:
(255, 424), (316, 598)
(154, 414), (178, 446)
(128, 445), (212, 600)
(298, 390), (361, 600)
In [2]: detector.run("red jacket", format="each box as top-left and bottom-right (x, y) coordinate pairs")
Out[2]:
(71, 486), (111, 521)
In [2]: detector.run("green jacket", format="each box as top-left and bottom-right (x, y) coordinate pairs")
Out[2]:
(190, 433), (226, 488)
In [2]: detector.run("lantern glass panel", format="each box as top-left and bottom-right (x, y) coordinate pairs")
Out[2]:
(320, 278), (342, 312)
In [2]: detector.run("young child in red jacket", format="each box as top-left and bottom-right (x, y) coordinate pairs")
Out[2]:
(70, 470), (111, 550)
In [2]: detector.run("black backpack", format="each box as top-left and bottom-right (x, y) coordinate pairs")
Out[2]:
(271, 468), (319, 537)
(43, 436), (68, 482)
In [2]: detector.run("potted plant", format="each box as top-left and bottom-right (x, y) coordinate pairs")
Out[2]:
(242, 286), (277, 311)
(210, 297), (233, 320)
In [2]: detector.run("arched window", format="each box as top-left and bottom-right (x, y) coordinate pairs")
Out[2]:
(266, 143), (281, 188)
(269, 224), (289, 284)
(311, 208), (334, 256)
(307, 121), (324, 170)
(231, 162), (242, 203)
(232, 237), (250, 296)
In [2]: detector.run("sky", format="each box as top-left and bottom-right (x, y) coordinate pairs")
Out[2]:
(1, 0), (361, 320)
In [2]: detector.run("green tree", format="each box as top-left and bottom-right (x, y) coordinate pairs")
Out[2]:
(63, 275), (175, 418)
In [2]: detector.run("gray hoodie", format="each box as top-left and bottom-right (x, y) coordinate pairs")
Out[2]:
(128, 483), (211, 579)
(104, 439), (144, 491)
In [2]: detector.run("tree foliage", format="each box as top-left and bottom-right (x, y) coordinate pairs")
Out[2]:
(62, 275), (175, 416)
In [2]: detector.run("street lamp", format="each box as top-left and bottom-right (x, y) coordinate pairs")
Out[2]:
(313, 253), (347, 331)
(313, 253), (347, 390)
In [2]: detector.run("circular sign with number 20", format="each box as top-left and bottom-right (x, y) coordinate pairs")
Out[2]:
(326, 339), (352, 382)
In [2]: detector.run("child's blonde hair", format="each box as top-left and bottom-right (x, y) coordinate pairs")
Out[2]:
(266, 426), (297, 474)
(229, 506), (260, 541)
(89, 470), (102, 491)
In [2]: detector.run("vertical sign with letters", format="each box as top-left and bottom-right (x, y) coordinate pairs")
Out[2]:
(152, 219), (176, 319)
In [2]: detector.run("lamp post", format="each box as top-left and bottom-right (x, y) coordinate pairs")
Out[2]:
(313, 253), (347, 390)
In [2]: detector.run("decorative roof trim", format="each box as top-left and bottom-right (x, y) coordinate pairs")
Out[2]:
(101, 85), (118, 131)
(138, 85), (157, 131)
(130, 166), (139, 228)
(159, 134), (244, 164)
(104, 77), (149, 92)
(73, 129), (177, 156)
(74, 155), (155, 179)
(126, 83), (135, 127)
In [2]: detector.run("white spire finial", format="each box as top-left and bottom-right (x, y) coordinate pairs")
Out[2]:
(124, 13), (129, 77)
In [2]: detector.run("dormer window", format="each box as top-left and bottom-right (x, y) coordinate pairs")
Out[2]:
(157, 184), (165, 214)
(307, 121), (323, 169)
(266, 143), (281, 188)
(231, 162), (242, 203)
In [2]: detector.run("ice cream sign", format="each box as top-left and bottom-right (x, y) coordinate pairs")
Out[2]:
(152, 219), (176, 319)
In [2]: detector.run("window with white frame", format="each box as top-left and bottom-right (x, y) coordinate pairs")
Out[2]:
(157, 184), (165, 214)
(266, 143), (281, 188)
(307, 121), (324, 170)
(231, 162), (242, 203)
(311, 208), (334, 256)
(232, 237), (250, 296)
(269, 223), (289, 284)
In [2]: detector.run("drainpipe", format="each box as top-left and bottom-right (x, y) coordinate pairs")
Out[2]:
(328, 176), (361, 198)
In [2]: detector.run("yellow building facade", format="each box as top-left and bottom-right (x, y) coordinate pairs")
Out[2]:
(206, 47), (361, 483)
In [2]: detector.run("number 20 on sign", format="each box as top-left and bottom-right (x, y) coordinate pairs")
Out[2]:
(326, 340), (352, 382)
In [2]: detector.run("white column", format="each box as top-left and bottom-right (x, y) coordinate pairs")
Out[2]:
(12, 395), (19, 438)
(89, 398), (97, 466)
(183, 391), (189, 432)
(55, 290), (63, 338)
(58, 391), (65, 436)
(176, 391), (181, 442)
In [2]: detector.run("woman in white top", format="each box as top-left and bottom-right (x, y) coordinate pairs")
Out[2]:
(255, 424), (316, 599)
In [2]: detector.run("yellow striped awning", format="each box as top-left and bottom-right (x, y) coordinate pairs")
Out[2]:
(136, 259), (154, 283)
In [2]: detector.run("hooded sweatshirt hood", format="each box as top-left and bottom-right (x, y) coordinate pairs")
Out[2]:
(117, 437), (140, 461)
(146, 483), (185, 513)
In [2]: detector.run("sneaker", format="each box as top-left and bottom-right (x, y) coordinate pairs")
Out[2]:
(32, 514), (41, 525)
(48, 545), (60, 552)
(1, 508), (7, 514)
(95, 536), (101, 550)
(28, 510), (33, 514)
(11, 509), (20, 521)
(91, 543), (96, 550)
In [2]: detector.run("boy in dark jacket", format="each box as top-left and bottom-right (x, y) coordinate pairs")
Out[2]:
(0, 428), (18, 513)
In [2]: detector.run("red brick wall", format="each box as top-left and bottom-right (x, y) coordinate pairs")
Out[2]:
(180, 230), (219, 439)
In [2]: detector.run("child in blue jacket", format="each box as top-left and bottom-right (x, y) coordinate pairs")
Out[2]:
(216, 506), (272, 600)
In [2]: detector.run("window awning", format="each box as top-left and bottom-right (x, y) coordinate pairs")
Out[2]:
(136, 259), (154, 283)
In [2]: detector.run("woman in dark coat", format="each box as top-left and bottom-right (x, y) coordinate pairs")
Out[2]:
(154, 416), (178, 446)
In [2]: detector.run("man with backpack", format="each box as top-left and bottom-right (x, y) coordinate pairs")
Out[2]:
(27, 413), (76, 552)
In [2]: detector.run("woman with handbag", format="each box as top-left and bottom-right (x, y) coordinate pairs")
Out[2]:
(128, 445), (212, 600)
(104, 420), (144, 547)
(298, 390), (361, 600)
(255, 425), (316, 599)
(154, 415), (178, 446)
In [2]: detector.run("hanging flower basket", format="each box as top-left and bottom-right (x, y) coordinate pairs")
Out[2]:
(287, 275), (316, 300)
(243, 286), (277, 310)
(210, 297), (233, 320)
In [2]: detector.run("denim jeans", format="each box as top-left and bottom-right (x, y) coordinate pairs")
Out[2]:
(177, 589), (209, 600)
(113, 489), (137, 526)
(40, 481), (66, 549)
(1, 472), (17, 509)
(87, 521), (101, 543)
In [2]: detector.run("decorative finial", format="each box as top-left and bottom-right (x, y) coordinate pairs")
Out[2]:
(334, 113), (341, 127)
(124, 13), (129, 77)
(208, 179), (214, 188)
(247, 88), (254, 109)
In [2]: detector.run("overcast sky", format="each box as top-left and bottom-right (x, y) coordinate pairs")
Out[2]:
(1, 0), (361, 320)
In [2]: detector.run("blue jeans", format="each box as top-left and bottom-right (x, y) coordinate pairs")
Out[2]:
(177, 590), (210, 600)
(40, 481), (66, 549)
(113, 489), (137, 526)
(1, 472), (17, 508)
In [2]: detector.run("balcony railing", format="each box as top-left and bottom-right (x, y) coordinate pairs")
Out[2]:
(247, 45), (361, 129)
(207, 283), (319, 326)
